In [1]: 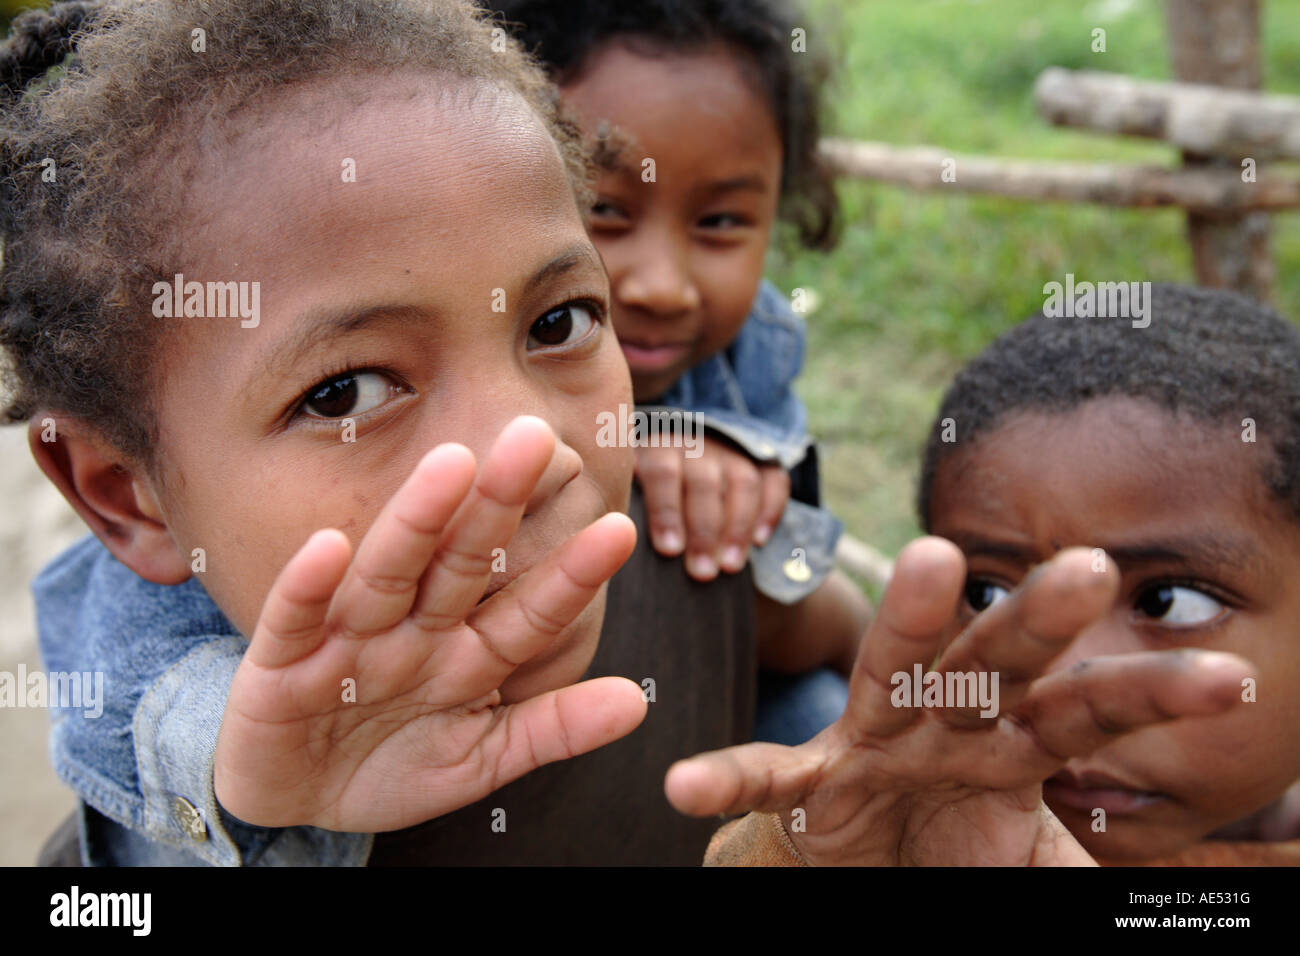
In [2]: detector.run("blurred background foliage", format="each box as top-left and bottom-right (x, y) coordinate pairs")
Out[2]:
(0, 0), (36, 22)
(770, 0), (1300, 557)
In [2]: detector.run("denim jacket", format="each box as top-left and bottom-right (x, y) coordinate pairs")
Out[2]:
(33, 535), (372, 866)
(650, 279), (842, 604)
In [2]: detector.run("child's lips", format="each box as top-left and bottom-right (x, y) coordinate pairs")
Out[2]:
(619, 340), (691, 373)
(1044, 768), (1170, 816)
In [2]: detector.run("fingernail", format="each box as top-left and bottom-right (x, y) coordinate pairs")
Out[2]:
(720, 545), (745, 571)
(688, 553), (718, 579)
(660, 529), (683, 554)
(754, 524), (772, 546)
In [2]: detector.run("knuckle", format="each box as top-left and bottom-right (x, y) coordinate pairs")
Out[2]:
(437, 545), (495, 580)
(729, 465), (761, 496)
(683, 462), (722, 493)
(688, 522), (721, 547)
(647, 504), (683, 528)
(638, 455), (682, 484)
(354, 569), (418, 598)
(517, 599), (569, 639)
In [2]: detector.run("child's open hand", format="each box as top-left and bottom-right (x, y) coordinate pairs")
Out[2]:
(213, 416), (647, 833)
(635, 435), (790, 580)
(665, 537), (1254, 865)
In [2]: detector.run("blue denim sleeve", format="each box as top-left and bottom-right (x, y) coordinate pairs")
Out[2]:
(126, 637), (373, 866)
(33, 536), (373, 866)
(749, 501), (843, 606)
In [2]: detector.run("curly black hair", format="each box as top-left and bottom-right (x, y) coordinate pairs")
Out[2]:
(0, 0), (589, 467)
(918, 283), (1300, 527)
(481, 0), (839, 250)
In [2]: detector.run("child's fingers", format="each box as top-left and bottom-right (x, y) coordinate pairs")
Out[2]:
(635, 447), (686, 556)
(682, 456), (725, 580)
(753, 465), (790, 547)
(717, 457), (761, 573)
(981, 649), (1253, 789)
(410, 417), (555, 629)
(327, 444), (477, 638)
(247, 529), (353, 669)
(663, 741), (824, 818)
(841, 537), (966, 737)
(478, 676), (648, 789)
(931, 549), (1119, 728)
(464, 512), (636, 674)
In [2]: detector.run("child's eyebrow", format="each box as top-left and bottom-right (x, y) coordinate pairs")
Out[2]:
(701, 174), (770, 194)
(943, 531), (1034, 563)
(951, 529), (1267, 577)
(253, 303), (432, 384)
(252, 243), (602, 383)
(1099, 534), (1266, 576)
(525, 244), (603, 290)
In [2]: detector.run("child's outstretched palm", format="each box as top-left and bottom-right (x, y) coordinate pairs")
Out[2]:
(667, 539), (1254, 865)
(214, 417), (646, 832)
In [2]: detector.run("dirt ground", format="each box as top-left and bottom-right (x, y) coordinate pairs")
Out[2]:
(0, 425), (85, 866)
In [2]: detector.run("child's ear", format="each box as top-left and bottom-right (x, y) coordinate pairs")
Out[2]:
(28, 416), (191, 585)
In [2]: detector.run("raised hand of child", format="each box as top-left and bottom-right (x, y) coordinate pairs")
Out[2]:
(665, 538), (1253, 865)
(634, 435), (790, 580)
(214, 416), (647, 832)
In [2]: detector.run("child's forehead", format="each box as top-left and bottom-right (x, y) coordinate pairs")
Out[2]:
(206, 69), (538, 151)
(992, 397), (1217, 439)
(565, 39), (776, 132)
(561, 42), (782, 193)
(930, 396), (1291, 556)
(181, 76), (566, 243)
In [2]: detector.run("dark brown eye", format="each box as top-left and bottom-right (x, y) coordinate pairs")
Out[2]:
(964, 578), (1009, 613)
(1135, 585), (1175, 619)
(531, 306), (572, 346)
(306, 375), (358, 418)
(527, 303), (596, 351)
(1133, 584), (1224, 627)
(300, 372), (396, 420)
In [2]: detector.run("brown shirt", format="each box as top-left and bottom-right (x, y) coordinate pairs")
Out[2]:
(368, 488), (757, 866)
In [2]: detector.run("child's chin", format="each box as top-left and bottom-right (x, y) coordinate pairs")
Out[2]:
(1059, 808), (1192, 864)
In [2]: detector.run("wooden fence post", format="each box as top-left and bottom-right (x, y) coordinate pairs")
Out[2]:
(1165, 0), (1274, 300)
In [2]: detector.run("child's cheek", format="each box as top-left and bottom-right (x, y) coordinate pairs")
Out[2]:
(172, 480), (390, 639)
(576, 336), (635, 510)
(1153, 703), (1300, 829)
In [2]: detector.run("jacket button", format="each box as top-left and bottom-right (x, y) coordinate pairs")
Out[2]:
(782, 556), (812, 582)
(172, 795), (208, 842)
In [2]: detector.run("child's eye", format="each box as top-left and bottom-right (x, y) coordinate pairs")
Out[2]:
(698, 212), (748, 229)
(1133, 584), (1226, 627)
(527, 301), (600, 351)
(964, 578), (1010, 613)
(300, 371), (401, 420)
(590, 200), (629, 222)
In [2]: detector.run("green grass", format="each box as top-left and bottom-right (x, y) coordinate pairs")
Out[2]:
(767, 0), (1300, 557)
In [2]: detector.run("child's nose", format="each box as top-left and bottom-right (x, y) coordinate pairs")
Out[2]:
(613, 237), (701, 318)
